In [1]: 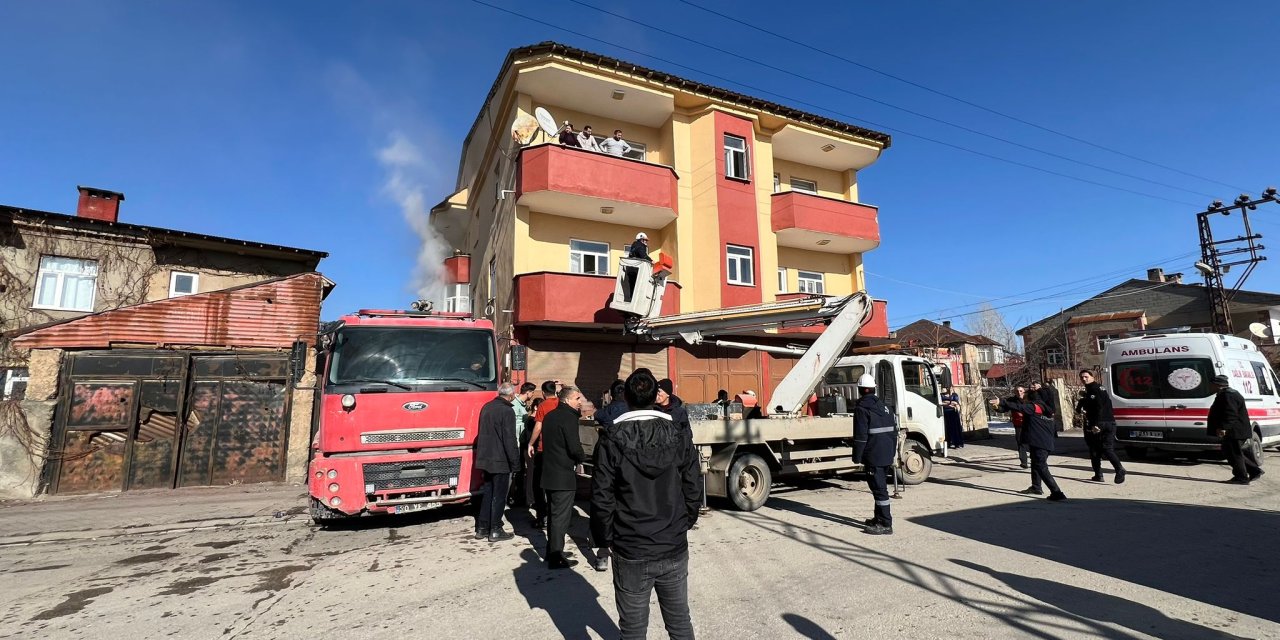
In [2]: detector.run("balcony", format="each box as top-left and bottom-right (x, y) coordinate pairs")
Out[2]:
(771, 191), (879, 254)
(517, 144), (678, 229)
(514, 271), (681, 326)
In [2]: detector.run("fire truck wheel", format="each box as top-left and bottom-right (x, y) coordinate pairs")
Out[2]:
(727, 453), (772, 511)
(898, 440), (932, 486)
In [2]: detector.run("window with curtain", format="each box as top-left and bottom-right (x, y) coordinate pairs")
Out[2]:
(33, 256), (98, 311)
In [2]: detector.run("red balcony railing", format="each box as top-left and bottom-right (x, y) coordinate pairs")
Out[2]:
(771, 191), (879, 254)
(517, 144), (678, 229)
(514, 271), (681, 326)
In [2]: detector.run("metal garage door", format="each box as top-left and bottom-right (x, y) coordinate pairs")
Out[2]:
(526, 338), (668, 405)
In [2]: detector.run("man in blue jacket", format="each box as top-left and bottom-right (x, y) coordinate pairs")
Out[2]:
(853, 374), (897, 535)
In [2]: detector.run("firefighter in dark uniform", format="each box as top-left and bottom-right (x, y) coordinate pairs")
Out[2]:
(1209, 374), (1264, 484)
(853, 373), (896, 535)
(1078, 369), (1126, 484)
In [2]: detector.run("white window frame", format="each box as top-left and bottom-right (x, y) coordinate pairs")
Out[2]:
(488, 258), (496, 299)
(444, 284), (470, 314)
(591, 135), (646, 161)
(723, 134), (750, 180)
(977, 347), (992, 364)
(790, 177), (818, 194)
(2, 368), (29, 400)
(569, 239), (610, 276)
(797, 270), (825, 294)
(772, 173), (781, 193)
(1045, 348), (1066, 366)
(32, 255), (98, 312)
(726, 245), (755, 286)
(1095, 334), (1122, 352)
(169, 271), (199, 297)
(777, 267), (787, 292)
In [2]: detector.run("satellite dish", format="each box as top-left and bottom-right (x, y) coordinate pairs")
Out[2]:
(1249, 322), (1273, 339)
(535, 107), (559, 139)
(510, 112), (539, 145)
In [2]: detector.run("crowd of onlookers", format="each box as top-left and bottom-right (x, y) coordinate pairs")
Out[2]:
(557, 121), (634, 157)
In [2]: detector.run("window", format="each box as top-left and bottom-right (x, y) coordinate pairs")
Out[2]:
(1, 368), (29, 400)
(823, 365), (866, 386)
(772, 173), (781, 193)
(777, 267), (787, 293)
(726, 245), (754, 286)
(797, 270), (825, 294)
(903, 361), (939, 405)
(591, 135), (646, 161)
(1045, 348), (1066, 366)
(790, 178), (818, 194)
(169, 271), (199, 297)
(488, 258), (496, 299)
(570, 239), (610, 275)
(1112, 358), (1215, 400)
(1096, 333), (1122, 352)
(1250, 362), (1275, 396)
(977, 347), (992, 364)
(723, 134), (749, 180)
(33, 256), (98, 311)
(327, 327), (497, 391)
(444, 284), (470, 314)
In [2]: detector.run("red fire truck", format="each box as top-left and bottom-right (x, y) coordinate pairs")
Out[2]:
(308, 307), (498, 525)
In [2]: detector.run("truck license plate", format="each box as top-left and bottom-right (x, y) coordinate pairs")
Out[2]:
(391, 502), (437, 515)
(1131, 430), (1163, 439)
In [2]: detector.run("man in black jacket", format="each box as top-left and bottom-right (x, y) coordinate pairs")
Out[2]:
(595, 379), (628, 432)
(474, 383), (521, 542)
(1033, 381), (1064, 432)
(992, 390), (1067, 501)
(1208, 374), (1264, 484)
(656, 378), (691, 431)
(1078, 369), (1126, 483)
(541, 385), (588, 569)
(853, 374), (897, 535)
(591, 369), (700, 640)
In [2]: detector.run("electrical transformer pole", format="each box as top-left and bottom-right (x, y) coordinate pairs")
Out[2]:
(1195, 187), (1279, 334)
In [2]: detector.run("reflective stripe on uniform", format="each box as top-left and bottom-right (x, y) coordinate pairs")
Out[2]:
(868, 427), (895, 434)
(874, 500), (892, 506)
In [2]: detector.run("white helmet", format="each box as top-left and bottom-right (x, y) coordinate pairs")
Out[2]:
(636, 232), (648, 240)
(856, 374), (876, 389)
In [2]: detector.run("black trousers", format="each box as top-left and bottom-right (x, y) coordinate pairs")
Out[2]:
(477, 471), (510, 532)
(545, 489), (575, 557)
(1223, 437), (1263, 480)
(1029, 447), (1061, 494)
(530, 452), (547, 520)
(865, 465), (892, 526)
(614, 551), (693, 640)
(1085, 423), (1125, 476)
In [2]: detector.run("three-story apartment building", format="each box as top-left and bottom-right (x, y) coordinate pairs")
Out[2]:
(431, 42), (892, 404)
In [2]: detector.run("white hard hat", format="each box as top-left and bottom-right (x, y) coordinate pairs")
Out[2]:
(636, 232), (648, 240)
(857, 374), (876, 389)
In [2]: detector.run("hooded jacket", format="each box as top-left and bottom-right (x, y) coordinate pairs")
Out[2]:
(995, 397), (1056, 452)
(590, 409), (701, 560)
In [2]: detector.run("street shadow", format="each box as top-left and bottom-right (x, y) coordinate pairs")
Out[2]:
(926, 476), (1037, 498)
(781, 613), (838, 640)
(769, 497), (867, 529)
(952, 559), (1249, 640)
(913, 499), (1280, 624)
(513, 548), (619, 639)
(1054, 463), (1224, 485)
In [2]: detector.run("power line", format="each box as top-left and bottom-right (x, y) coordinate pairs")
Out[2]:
(568, 0), (1219, 199)
(466, 0), (1198, 207)
(676, 0), (1251, 194)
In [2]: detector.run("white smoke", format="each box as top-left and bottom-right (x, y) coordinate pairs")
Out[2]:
(376, 132), (451, 306)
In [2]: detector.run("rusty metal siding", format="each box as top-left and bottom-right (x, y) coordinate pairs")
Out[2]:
(13, 273), (325, 350)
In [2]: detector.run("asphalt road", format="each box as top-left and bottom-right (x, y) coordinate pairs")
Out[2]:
(1, 434), (1277, 639)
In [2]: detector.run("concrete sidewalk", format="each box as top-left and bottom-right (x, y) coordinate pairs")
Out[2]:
(0, 482), (308, 547)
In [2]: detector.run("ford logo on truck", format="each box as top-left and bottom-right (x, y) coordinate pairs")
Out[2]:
(402, 401), (428, 412)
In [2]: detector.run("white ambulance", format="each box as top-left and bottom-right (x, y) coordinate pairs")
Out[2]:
(1103, 332), (1280, 460)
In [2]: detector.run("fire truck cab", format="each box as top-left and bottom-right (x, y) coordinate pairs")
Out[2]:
(308, 308), (498, 524)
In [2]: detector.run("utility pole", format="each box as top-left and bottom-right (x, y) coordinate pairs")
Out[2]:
(1195, 187), (1279, 333)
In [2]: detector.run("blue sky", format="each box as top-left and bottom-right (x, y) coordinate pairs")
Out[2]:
(3, 1), (1278, 339)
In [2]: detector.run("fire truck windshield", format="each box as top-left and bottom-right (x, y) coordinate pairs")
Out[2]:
(327, 327), (497, 390)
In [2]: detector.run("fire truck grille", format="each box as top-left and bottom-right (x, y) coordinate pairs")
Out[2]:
(363, 459), (462, 492)
(360, 429), (465, 445)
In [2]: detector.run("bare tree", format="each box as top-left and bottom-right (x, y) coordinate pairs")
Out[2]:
(965, 303), (1019, 354)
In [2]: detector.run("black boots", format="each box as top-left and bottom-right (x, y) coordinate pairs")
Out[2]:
(488, 527), (515, 542)
(547, 552), (578, 569)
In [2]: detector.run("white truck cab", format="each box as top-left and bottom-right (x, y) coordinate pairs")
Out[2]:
(819, 354), (949, 462)
(1103, 332), (1280, 459)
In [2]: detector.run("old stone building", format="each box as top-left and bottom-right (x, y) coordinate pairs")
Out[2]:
(0, 187), (329, 498)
